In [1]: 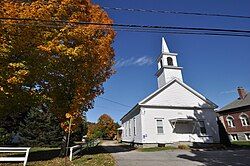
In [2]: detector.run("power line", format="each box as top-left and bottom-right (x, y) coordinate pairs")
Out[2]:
(1, 17), (250, 34)
(98, 96), (131, 108)
(1, 17), (250, 37)
(95, 105), (128, 112)
(2, 22), (250, 37)
(102, 6), (250, 19)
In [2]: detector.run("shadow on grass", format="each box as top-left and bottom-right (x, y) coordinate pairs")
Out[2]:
(80, 144), (136, 155)
(28, 149), (61, 161)
(1, 148), (61, 162)
(1, 143), (135, 163)
(69, 145), (135, 161)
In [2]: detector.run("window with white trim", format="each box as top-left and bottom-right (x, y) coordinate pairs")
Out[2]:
(133, 118), (136, 136)
(240, 114), (249, 126)
(125, 122), (127, 137)
(245, 133), (250, 140)
(230, 134), (238, 141)
(156, 119), (164, 134)
(226, 116), (235, 127)
(129, 120), (131, 136)
(198, 121), (207, 134)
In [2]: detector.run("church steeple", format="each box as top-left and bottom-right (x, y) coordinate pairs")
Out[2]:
(161, 37), (170, 53)
(156, 37), (183, 88)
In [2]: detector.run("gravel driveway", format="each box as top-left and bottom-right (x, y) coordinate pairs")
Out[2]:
(102, 141), (250, 166)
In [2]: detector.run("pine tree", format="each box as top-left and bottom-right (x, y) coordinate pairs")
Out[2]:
(0, 127), (12, 145)
(18, 109), (64, 147)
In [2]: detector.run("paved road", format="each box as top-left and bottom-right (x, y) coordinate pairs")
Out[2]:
(102, 141), (250, 166)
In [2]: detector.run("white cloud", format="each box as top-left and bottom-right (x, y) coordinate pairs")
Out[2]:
(116, 56), (153, 68)
(219, 89), (236, 95)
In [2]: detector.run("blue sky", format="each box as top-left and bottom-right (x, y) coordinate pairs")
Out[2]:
(88, 0), (250, 123)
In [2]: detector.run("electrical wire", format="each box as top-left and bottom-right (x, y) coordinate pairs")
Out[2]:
(1, 21), (250, 37)
(1, 17), (250, 34)
(98, 96), (131, 108)
(102, 6), (250, 19)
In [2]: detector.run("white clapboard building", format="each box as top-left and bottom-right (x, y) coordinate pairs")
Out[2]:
(120, 38), (220, 147)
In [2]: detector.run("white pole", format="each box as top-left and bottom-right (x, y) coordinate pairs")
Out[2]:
(69, 147), (73, 161)
(66, 117), (73, 157)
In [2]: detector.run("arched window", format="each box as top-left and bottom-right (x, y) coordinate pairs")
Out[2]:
(226, 116), (235, 127)
(240, 114), (249, 126)
(167, 57), (173, 66)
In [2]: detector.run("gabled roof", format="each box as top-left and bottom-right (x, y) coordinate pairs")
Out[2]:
(218, 93), (250, 112)
(139, 78), (217, 108)
(121, 78), (217, 121)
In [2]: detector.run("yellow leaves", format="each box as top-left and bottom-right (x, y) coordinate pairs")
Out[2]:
(6, 62), (29, 85)
(16, 69), (29, 76)
(6, 70), (29, 84)
(55, 44), (67, 52)
(65, 47), (77, 57)
(7, 76), (23, 84)
(37, 45), (51, 53)
(8, 62), (26, 69)
(62, 111), (83, 133)
(65, 113), (72, 119)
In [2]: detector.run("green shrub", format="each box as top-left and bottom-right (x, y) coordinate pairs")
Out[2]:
(0, 128), (12, 145)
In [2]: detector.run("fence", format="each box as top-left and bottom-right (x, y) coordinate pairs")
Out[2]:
(0, 147), (30, 166)
(69, 139), (100, 161)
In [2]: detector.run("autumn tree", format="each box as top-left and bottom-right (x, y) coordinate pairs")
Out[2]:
(0, 0), (115, 155)
(87, 122), (101, 140)
(96, 114), (117, 140)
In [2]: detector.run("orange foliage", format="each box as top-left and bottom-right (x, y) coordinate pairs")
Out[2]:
(87, 123), (99, 140)
(0, 0), (115, 132)
(97, 114), (116, 139)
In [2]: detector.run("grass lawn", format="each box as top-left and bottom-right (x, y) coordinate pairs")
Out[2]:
(0, 146), (115, 166)
(138, 146), (178, 152)
(231, 141), (250, 149)
(137, 144), (191, 152)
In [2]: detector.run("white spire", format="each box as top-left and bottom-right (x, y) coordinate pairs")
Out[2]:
(157, 37), (183, 88)
(161, 37), (170, 53)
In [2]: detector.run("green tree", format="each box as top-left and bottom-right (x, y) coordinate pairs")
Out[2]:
(87, 122), (102, 140)
(18, 108), (64, 147)
(70, 117), (88, 142)
(0, 127), (12, 146)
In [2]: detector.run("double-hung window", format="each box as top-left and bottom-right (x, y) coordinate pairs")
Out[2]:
(129, 120), (131, 136)
(231, 134), (238, 141)
(133, 118), (136, 136)
(125, 122), (127, 137)
(240, 114), (249, 126)
(226, 116), (235, 128)
(156, 119), (164, 134)
(198, 121), (207, 134)
(245, 133), (250, 140)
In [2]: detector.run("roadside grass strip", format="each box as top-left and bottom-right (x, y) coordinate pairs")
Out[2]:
(138, 146), (178, 152)
(0, 146), (115, 166)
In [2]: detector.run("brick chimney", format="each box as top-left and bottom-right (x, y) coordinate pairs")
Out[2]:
(237, 87), (247, 99)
